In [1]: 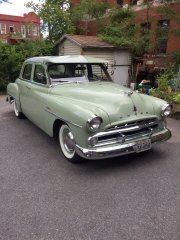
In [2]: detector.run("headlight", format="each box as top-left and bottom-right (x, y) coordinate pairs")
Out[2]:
(162, 103), (172, 117)
(87, 115), (102, 132)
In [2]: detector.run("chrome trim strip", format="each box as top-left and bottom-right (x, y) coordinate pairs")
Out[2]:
(44, 108), (82, 128)
(107, 118), (158, 131)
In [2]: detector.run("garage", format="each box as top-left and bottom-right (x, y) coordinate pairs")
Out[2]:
(56, 34), (132, 86)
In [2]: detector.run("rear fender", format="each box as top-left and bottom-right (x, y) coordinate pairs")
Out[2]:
(7, 83), (22, 111)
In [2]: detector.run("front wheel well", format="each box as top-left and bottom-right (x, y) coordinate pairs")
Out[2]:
(53, 119), (65, 140)
(53, 119), (83, 163)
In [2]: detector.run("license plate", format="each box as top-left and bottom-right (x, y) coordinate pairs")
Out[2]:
(134, 139), (151, 153)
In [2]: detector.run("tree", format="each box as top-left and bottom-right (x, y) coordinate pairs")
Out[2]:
(71, 0), (109, 34)
(71, 1), (145, 54)
(26, 0), (75, 42)
(99, 0), (180, 55)
(99, 7), (145, 55)
(0, 41), (54, 83)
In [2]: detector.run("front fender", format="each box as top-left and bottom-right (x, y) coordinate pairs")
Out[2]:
(141, 94), (167, 117)
(46, 95), (110, 148)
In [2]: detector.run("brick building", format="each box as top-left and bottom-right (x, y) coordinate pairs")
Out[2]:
(0, 12), (41, 44)
(72, 0), (180, 55)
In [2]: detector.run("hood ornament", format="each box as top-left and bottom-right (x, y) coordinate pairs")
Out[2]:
(124, 90), (133, 97)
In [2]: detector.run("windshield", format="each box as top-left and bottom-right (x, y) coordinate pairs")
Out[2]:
(47, 63), (111, 85)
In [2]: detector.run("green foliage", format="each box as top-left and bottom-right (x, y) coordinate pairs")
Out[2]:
(172, 51), (180, 68)
(71, 0), (109, 34)
(99, 1), (180, 55)
(150, 69), (180, 102)
(0, 41), (54, 92)
(26, 0), (75, 42)
(150, 68), (180, 118)
(99, 8), (146, 55)
(72, 0), (108, 22)
(173, 93), (180, 104)
(109, 7), (135, 23)
(0, 79), (7, 94)
(156, 4), (180, 24)
(157, 69), (174, 92)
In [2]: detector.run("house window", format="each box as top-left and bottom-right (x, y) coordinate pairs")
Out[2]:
(117, 0), (123, 6)
(158, 19), (169, 29)
(156, 19), (169, 54)
(27, 25), (31, 35)
(0, 23), (6, 34)
(9, 25), (15, 33)
(141, 22), (151, 32)
(130, 0), (138, 5)
(32, 25), (38, 36)
(21, 25), (26, 38)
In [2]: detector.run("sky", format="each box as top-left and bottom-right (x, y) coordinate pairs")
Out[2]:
(0, 0), (41, 16)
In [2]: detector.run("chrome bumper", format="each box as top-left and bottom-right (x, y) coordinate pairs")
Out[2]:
(75, 128), (171, 160)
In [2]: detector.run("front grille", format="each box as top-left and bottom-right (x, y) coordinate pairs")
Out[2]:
(89, 118), (162, 147)
(107, 118), (158, 131)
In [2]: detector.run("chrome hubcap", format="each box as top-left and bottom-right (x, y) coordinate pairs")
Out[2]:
(63, 129), (75, 154)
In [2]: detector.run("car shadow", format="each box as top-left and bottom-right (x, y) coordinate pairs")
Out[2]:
(76, 147), (166, 172)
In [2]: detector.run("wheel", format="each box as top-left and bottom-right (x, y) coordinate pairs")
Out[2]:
(13, 99), (24, 119)
(59, 124), (83, 163)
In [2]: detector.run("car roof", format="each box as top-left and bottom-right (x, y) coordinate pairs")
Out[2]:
(24, 55), (109, 64)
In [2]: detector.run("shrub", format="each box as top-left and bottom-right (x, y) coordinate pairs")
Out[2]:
(150, 68), (180, 119)
(151, 68), (175, 102)
(172, 51), (180, 69)
(0, 79), (8, 94)
(173, 93), (180, 104)
(0, 40), (54, 85)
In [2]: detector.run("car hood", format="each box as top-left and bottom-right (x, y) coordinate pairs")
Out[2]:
(50, 82), (155, 124)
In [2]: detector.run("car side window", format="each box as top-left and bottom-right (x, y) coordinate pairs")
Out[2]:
(22, 64), (32, 80)
(90, 64), (110, 81)
(33, 65), (47, 85)
(48, 64), (66, 78)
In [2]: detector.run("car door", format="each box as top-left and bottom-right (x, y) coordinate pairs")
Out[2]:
(25, 63), (50, 131)
(18, 62), (34, 117)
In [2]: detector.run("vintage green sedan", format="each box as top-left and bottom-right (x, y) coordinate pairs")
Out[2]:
(7, 55), (172, 163)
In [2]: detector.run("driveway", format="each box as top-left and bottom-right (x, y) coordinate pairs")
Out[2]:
(0, 95), (180, 240)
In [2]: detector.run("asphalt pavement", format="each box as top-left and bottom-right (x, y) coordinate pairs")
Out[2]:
(0, 95), (180, 240)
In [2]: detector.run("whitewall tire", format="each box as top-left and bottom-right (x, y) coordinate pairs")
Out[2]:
(13, 99), (24, 118)
(59, 124), (82, 163)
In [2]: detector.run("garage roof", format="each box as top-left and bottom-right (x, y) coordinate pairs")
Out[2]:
(56, 34), (124, 49)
